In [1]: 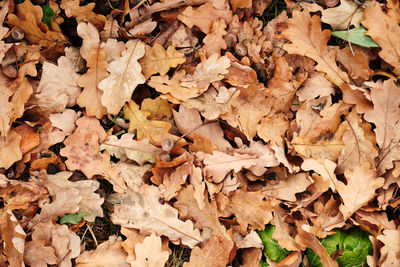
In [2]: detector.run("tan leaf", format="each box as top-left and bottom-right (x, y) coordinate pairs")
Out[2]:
(61, 0), (106, 30)
(336, 47), (373, 80)
(77, 22), (100, 60)
(139, 44), (186, 79)
(336, 162), (384, 220)
(262, 173), (312, 202)
(49, 109), (80, 136)
(296, 72), (334, 102)
(201, 19), (227, 57)
(161, 157), (193, 201)
(338, 110), (378, 173)
(301, 158), (338, 193)
(60, 116), (127, 193)
(340, 84), (373, 114)
(321, 0), (364, 30)
(257, 114), (289, 145)
(189, 133), (217, 154)
(376, 228), (400, 265)
(0, 73), (14, 137)
(111, 185), (203, 248)
(14, 124), (39, 154)
(77, 46), (108, 118)
(131, 233), (169, 267)
(230, 0), (252, 12)
(272, 205), (302, 251)
(283, 10), (349, 86)
(196, 151), (258, 183)
(178, 2), (232, 34)
(183, 236), (233, 267)
(239, 248), (262, 267)
(24, 240), (57, 267)
(76, 236), (129, 267)
(225, 188), (274, 231)
(174, 185), (230, 240)
(0, 210), (26, 267)
(362, 2), (400, 75)
(148, 54), (230, 101)
(364, 79), (400, 150)
(0, 129), (22, 169)
(98, 40), (146, 114)
(29, 171), (103, 226)
(34, 56), (81, 113)
(141, 97), (172, 119)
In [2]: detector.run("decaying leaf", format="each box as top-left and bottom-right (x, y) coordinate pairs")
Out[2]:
(321, 0), (364, 30)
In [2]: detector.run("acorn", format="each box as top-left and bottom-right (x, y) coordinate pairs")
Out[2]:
(11, 27), (24, 41)
(235, 43), (248, 57)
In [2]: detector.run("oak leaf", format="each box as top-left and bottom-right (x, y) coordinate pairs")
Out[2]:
(321, 0), (364, 30)
(61, 0), (106, 30)
(174, 185), (230, 240)
(336, 162), (384, 220)
(98, 40), (146, 114)
(141, 97), (172, 119)
(0, 210), (26, 267)
(201, 19), (227, 57)
(376, 228), (400, 266)
(49, 109), (80, 136)
(0, 129), (22, 169)
(34, 56), (81, 113)
(24, 240), (57, 267)
(196, 151), (258, 183)
(183, 236), (233, 267)
(283, 10), (349, 86)
(296, 72), (334, 102)
(257, 113), (289, 145)
(29, 171), (104, 226)
(161, 157), (193, 201)
(139, 44), (186, 79)
(77, 46), (108, 118)
(301, 158), (338, 193)
(178, 2), (232, 34)
(111, 185), (203, 248)
(336, 46), (373, 80)
(362, 2), (400, 75)
(131, 233), (169, 267)
(60, 116), (127, 193)
(75, 236), (129, 267)
(262, 173), (312, 202)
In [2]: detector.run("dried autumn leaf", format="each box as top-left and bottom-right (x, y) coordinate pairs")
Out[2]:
(139, 44), (186, 79)
(49, 109), (80, 136)
(75, 236), (129, 267)
(0, 210), (26, 267)
(141, 97), (172, 119)
(174, 185), (230, 240)
(283, 10), (349, 86)
(33, 56), (81, 113)
(196, 151), (258, 183)
(178, 2), (232, 34)
(321, 0), (364, 30)
(60, 116), (127, 193)
(111, 185), (203, 248)
(376, 228), (400, 265)
(183, 236), (233, 267)
(0, 129), (22, 169)
(336, 46), (373, 80)
(336, 163), (384, 220)
(362, 2), (400, 75)
(201, 19), (227, 57)
(131, 233), (169, 267)
(29, 171), (104, 226)
(98, 40), (146, 114)
(61, 0), (106, 30)
(296, 72), (334, 102)
(257, 113), (289, 145)
(262, 173), (312, 202)
(77, 46), (108, 118)
(24, 240), (57, 267)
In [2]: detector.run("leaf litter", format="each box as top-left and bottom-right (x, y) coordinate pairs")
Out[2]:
(0, 0), (399, 266)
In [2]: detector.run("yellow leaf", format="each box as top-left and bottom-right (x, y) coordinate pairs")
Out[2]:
(141, 97), (172, 119)
(139, 44), (186, 79)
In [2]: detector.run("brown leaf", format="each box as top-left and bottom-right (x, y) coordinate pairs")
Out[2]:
(0, 210), (26, 267)
(262, 173), (312, 202)
(14, 124), (39, 154)
(321, 0), (363, 30)
(0, 129), (22, 169)
(161, 157), (193, 201)
(376, 228), (400, 265)
(98, 40), (146, 114)
(200, 19), (227, 57)
(61, 0), (106, 30)
(24, 240), (57, 267)
(139, 44), (186, 79)
(178, 2), (232, 34)
(60, 116), (127, 193)
(257, 113), (289, 145)
(76, 236), (129, 267)
(283, 10), (349, 86)
(362, 2), (400, 75)
(336, 163), (384, 219)
(239, 248), (262, 267)
(336, 47), (373, 80)
(296, 72), (334, 102)
(183, 235), (234, 267)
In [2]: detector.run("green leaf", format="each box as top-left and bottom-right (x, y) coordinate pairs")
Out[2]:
(331, 26), (379, 48)
(42, 6), (55, 27)
(307, 227), (373, 267)
(59, 212), (91, 225)
(258, 225), (290, 262)
(260, 260), (269, 267)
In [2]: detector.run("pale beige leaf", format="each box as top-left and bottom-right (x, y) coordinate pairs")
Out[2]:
(99, 40), (146, 114)
(301, 158), (338, 193)
(24, 240), (57, 267)
(161, 157), (193, 201)
(49, 109), (80, 136)
(262, 173), (312, 202)
(0, 129), (22, 169)
(34, 56), (81, 113)
(201, 19), (227, 57)
(196, 151), (258, 183)
(321, 0), (364, 30)
(76, 236), (129, 267)
(296, 72), (334, 102)
(131, 233), (169, 267)
(376, 228), (400, 265)
(111, 185), (203, 248)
